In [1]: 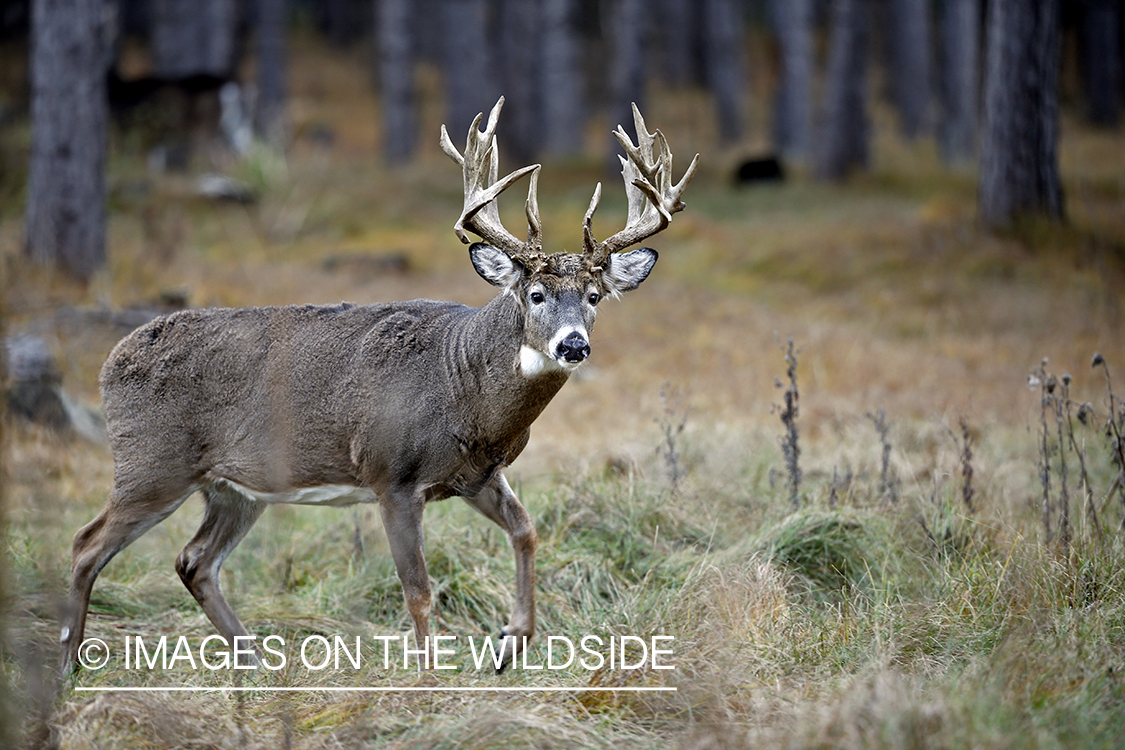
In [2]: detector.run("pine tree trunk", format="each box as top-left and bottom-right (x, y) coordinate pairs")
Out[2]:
(378, 0), (416, 164)
(608, 0), (646, 168)
(25, 0), (109, 283)
(151, 0), (238, 77)
(496, 0), (541, 164)
(440, 0), (495, 142)
(702, 0), (743, 144)
(542, 0), (584, 156)
(939, 0), (979, 164)
(979, 0), (1064, 226)
(888, 0), (932, 138)
(1080, 0), (1121, 127)
(255, 0), (288, 147)
(815, 0), (870, 181)
(659, 0), (697, 87)
(771, 0), (813, 160)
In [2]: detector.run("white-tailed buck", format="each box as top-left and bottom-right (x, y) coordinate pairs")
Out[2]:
(61, 98), (697, 673)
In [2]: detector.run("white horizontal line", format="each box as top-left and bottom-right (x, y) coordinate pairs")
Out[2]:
(75, 686), (676, 693)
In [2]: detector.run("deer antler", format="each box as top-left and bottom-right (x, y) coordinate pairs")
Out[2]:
(440, 97), (545, 268)
(583, 103), (699, 270)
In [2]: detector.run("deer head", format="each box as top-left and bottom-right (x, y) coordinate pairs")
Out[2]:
(440, 98), (699, 377)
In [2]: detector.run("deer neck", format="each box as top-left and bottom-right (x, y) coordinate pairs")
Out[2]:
(450, 293), (570, 444)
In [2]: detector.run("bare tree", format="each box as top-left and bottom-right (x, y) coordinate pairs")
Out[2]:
(151, 0), (238, 77)
(1079, 0), (1122, 127)
(378, 0), (416, 164)
(771, 0), (814, 160)
(542, 0), (584, 156)
(25, 0), (110, 283)
(440, 0), (495, 142)
(939, 0), (979, 164)
(979, 0), (1064, 227)
(887, 0), (932, 138)
(659, 0), (698, 87)
(815, 0), (870, 181)
(255, 0), (288, 147)
(496, 0), (541, 163)
(321, 0), (367, 46)
(702, 0), (743, 144)
(608, 0), (646, 166)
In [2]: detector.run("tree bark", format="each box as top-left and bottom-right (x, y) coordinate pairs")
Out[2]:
(1079, 0), (1121, 127)
(378, 0), (416, 164)
(887, 0), (932, 138)
(702, 0), (743, 144)
(151, 0), (238, 77)
(815, 0), (870, 181)
(25, 0), (109, 283)
(496, 0), (541, 164)
(979, 0), (1064, 227)
(939, 0), (979, 165)
(439, 0), (495, 143)
(659, 0), (698, 87)
(541, 0), (584, 156)
(771, 0), (813, 160)
(608, 0), (646, 168)
(255, 0), (288, 147)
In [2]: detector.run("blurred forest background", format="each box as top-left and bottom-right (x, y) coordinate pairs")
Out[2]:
(2, 1), (1125, 749)
(1, 0), (1122, 283)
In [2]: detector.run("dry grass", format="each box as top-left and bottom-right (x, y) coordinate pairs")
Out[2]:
(3, 39), (1125, 749)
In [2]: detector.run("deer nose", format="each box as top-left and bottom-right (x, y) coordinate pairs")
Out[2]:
(556, 332), (590, 363)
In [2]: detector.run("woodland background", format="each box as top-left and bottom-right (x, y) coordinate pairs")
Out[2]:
(1, 1), (1124, 748)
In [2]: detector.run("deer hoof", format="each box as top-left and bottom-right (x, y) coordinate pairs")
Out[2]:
(496, 628), (513, 674)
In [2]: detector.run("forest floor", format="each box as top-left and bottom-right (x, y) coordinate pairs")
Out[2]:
(3, 39), (1125, 749)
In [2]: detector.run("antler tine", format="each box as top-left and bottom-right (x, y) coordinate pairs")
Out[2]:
(585, 103), (699, 269)
(581, 182), (603, 260)
(441, 97), (544, 263)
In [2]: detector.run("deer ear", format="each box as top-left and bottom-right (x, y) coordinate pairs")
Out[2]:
(470, 243), (523, 289)
(602, 248), (658, 296)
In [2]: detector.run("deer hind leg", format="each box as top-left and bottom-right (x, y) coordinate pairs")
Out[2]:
(462, 472), (538, 672)
(379, 490), (432, 668)
(61, 480), (197, 674)
(175, 482), (266, 666)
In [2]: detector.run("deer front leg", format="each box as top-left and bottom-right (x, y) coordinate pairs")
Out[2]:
(379, 491), (432, 668)
(462, 472), (537, 672)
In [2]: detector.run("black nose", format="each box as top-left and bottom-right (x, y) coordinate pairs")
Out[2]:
(556, 332), (591, 363)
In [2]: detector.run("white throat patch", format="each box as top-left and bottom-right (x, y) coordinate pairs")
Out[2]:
(519, 345), (564, 378)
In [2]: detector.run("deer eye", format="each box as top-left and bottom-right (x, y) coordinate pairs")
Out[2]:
(588, 293), (600, 306)
(529, 291), (545, 305)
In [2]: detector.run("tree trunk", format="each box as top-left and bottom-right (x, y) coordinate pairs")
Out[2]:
(887, 0), (932, 138)
(378, 0), (416, 164)
(979, 0), (1064, 227)
(771, 0), (813, 160)
(541, 0), (584, 156)
(321, 0), (366, 47)
(608, 0), (646, 168)
(151, 0), (238, 77)
(255, 0), (288, 147)
(439, 0), (495, 143)
(939, 0), (979, 165)
(25, 0), (109, 283)
(659, 0), (698, 87)
(815, 0), (870, 181)
(1080, 0), (1121, 127)
(702, 0), (743, 144)
(496, 0), (541, 164)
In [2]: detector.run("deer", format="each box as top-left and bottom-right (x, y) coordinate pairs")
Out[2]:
(60, 98), (697, 675)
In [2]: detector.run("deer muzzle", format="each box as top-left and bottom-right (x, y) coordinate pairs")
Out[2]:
(556, 331), (591, 364)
